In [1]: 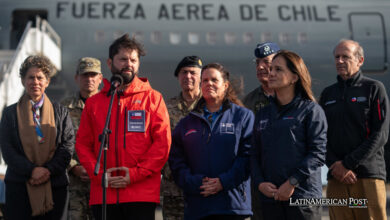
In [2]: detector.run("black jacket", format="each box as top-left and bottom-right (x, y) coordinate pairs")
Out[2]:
(0, 102), (74, 187)
(320, 71), (389, 180)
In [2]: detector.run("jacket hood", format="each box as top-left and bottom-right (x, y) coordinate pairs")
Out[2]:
(101, 76), (152, 96)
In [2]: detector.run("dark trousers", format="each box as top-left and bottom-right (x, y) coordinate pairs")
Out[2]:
(261, 201), (321, 220)
(91, 202), (156, 220)
(201, 215), (249, 220)
(4, 182), (67, 220)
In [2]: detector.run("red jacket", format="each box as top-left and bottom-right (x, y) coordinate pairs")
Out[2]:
(76, 76), (171, 205)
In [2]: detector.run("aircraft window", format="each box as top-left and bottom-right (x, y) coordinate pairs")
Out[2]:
(225, 33), (236, 45)
(188, 32), (200, 45)
(113, 31), (125, 40)
(243, 32), (254, 44)
(279, 33), (290, 45)
(261, 32), (272, 43)
(151, 31), (162, 44)
(206, 32), (217, 45)
(133, 32), (144, 42)
(94, 31), (105, 43)
(170, 32), (181, 45)
(297, 32), (308, 44)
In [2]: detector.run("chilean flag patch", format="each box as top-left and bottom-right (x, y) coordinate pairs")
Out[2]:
(351, 97), (357, 102)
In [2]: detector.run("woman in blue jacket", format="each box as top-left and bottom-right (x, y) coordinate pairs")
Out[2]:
(251, 50), (327, 220)
(169, 63), (254, 220)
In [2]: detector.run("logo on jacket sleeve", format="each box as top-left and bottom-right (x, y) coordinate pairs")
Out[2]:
(185, 129), (197, 136)
(220, 123), (234, 134)
(324, 100), (336, 105)
(127, 110), (145, 132)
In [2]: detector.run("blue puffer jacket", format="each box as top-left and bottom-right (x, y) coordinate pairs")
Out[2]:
(169, 99), (254, 220)
(251, 94), (327, 201)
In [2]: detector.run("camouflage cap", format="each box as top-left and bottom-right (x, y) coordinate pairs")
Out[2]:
(77, 57), (101, 75)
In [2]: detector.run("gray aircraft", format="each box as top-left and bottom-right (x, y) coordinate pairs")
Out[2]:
(0, 0), (389, 101)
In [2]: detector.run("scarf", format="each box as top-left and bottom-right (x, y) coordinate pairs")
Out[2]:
(17, 93), (57, 216)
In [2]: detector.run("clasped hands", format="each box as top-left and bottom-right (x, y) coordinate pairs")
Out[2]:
(259, 180), (295, 201)
(200, 177), (223, 197)
(107, 167), (130, 188)
(29, 167), (50, 186)
(330, 161), (357, 184)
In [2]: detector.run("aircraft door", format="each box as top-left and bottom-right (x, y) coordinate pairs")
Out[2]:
(349, 13), (388, 73)
(10, 10), (48, 49)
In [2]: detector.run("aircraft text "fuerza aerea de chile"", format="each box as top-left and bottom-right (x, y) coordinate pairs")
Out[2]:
(56, 2), (342, 22)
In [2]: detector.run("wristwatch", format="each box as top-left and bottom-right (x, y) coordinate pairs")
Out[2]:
(289, 176), (299, 187)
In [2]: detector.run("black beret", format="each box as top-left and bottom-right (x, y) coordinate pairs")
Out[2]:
(174, 56), (203, 77)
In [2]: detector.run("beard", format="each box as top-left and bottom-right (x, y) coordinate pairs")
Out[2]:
(111, 65), (137, 84)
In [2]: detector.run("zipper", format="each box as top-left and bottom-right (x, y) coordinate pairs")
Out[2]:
(115, 95), (120, 204)
(124, 107), (127, 149)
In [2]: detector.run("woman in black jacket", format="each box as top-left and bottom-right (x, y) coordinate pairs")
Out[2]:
(0, 55), (74, 219)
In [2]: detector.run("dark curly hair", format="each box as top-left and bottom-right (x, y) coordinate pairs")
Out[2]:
(19, 55), (55, 79)
(109, 34), (146, 59)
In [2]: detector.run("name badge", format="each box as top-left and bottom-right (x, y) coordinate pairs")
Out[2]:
(220, 123), (234, 134)
(127, 110), (145, 132)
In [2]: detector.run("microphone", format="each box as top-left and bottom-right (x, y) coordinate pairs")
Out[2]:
(107, 75), (123, 96)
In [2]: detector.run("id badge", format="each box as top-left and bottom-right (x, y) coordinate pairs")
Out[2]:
(127, 110), (145, 132)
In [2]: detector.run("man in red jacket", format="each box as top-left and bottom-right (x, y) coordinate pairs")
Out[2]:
(76, 34), (171, 220)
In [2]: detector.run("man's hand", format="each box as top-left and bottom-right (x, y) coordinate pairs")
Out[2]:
(71, 165), (90, 182)
(330, 161), (357, 184)
(258, 182), (278, 198)
(200, 177), (223, 197)
(107, 167), (130, 188)
(29, 167), (50, 185)
(275, 180), (295, 201)
(341, 170), (357, 184)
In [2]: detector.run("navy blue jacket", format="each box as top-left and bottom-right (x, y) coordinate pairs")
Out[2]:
(251, 95), (327, 201)
(169, 100), (254, 220)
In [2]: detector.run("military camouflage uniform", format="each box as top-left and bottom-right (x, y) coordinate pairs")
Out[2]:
(243, 86), (270, 114)
(61, 94), (93, 220)
(243, 86), (271, 220)
(162, 92), (201, 220)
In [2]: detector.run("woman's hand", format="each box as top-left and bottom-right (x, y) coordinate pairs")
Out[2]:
(274, 180), (295, 201)
(258, 182), (278, 198)
(200, 177), (223, 197)
(29, 167), (50, 185)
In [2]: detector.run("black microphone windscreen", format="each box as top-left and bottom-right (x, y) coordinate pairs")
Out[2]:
(110, 75), (124, 87)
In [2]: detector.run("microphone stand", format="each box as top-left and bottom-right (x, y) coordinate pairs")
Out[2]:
(94, 86), (118, 220)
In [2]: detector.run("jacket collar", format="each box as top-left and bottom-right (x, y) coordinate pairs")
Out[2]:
(175, 92), (202, 111)
(271, 93), (303, 115)
(101, 76), (151, 97)
(193, 98), (232, 114)
(337, 70), (362, 87)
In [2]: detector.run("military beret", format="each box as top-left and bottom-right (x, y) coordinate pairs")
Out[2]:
(254, 42), (280, 58)
(174, 56), (203, 77)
